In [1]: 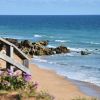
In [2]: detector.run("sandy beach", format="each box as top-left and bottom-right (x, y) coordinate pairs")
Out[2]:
(0, 48), (99, 100)
(0, 54), (88, 100)
(29, 62), (90, 100)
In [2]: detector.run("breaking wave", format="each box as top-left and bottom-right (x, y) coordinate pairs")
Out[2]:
(33, 34), (42, 38)
(55, 40), (70, 43)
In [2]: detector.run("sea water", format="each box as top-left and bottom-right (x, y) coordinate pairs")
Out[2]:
(0, 15), (100, 86)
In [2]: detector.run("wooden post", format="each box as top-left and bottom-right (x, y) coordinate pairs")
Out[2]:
(0, 38), (30, 74)
(6, 45), (13, 69)
(23, 59), (29, 68)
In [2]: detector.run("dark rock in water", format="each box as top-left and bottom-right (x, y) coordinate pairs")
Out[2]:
(4, 38), (71, 56)
(38, 40), (49, 46)
(0, 43), (6, 51)
(5, 38), (19, 46)
(18, 43), (23, 49)
(32, 40), (49, 46)
(55, 46), (70, 54)
(21, 41), (70, 56)
(44, 48), (55, 55)
(21, 40), (31, 48)
(29, 50), (34, 56)
(81, 51), (91, 55)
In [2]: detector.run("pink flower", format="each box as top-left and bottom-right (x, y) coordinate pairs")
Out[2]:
(23, 73), (32, 82)
(0, 70), (3, 75)
(7, 68), (14, 76)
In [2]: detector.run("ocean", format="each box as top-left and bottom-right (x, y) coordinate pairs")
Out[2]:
(0, 15), (100, 86)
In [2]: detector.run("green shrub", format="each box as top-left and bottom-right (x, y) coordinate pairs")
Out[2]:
(36, 91), (55, 100)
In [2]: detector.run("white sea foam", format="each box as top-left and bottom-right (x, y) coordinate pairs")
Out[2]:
(33, 56), (46, 62)
(55, 40), (69, 43)
(1, 35), (34, 40)
(83, 41), (100, 45)
(47, 45), (56, 48)
(58, 71), (100, 86)
(68, 47), (95, 52)
(33, 56), (57, 65)
(34, 34), (42, 38)
(68, 47), (84, 52)
(32, 55), (100, 86)
(90, 42), (100, 45)
(33, 57), (48, 63)
(68, 47), (98, 55)
(66, 53), (75, 56)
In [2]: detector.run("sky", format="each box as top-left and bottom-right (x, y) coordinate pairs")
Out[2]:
(0, 0), (100, 15)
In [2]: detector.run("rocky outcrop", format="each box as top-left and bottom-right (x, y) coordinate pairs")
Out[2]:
(5, 38), (70, 56)
(81, 51), (91, 55)
(54, 46), (70, 54)
(21, 40), (31, 48)
(32, 40), (49, 46)
(26, 44), (70, 56)
(5, 38), (19, 46)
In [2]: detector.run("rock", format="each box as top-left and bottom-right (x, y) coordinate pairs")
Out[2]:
(55, 46), (70, 54)
(22, 47), (30, 54)
(81, 51), (91, 55)
(39, 40), (49, 46)
(29, 47), (35, 55)
(5, 38), (19, 46)
(95, 49), (98, 50)
(44, 48), (55, 55)
(0, 44), (6, 51)
(18, 43), (23, 49)
(4, 38), (71, 56)
(32, 40), (49, 46)
(21, 40), (31, 48)
(34, 50), (44, 56)
(28, 44), (70, 56)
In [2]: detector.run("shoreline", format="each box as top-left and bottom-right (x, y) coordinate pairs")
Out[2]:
(70, 79), (100, 98)
(30, 60), (100, 99)
(0, 38), (99, 99)
(29, 62), (92, 100)
(0, 47), (99, 100)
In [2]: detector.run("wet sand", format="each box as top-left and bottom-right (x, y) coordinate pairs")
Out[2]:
(71, 79), (100, 99)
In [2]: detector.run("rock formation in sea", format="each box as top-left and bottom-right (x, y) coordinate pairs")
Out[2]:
(5, 38), (70, 56)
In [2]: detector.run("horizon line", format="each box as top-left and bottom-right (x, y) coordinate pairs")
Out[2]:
(0, 14), (100, 16)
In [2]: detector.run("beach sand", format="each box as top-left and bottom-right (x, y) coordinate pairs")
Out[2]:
(29, 63), (90, 100)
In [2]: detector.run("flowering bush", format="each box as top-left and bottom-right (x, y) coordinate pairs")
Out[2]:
(0, 68), (54, 100)
(23, 72), (32, 82)
(0, 69), (28, 91)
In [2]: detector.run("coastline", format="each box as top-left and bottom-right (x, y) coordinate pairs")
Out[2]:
(29, 62), (90, 100)
(29, 60), (100, 100)
(71, 79), (100, 98)
(0, 15), (100, 100)
(0, 38), (100, 99)
(0, 44), (99, 100)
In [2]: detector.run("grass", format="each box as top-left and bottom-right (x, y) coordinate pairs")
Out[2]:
(72, 97), (97, 100)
